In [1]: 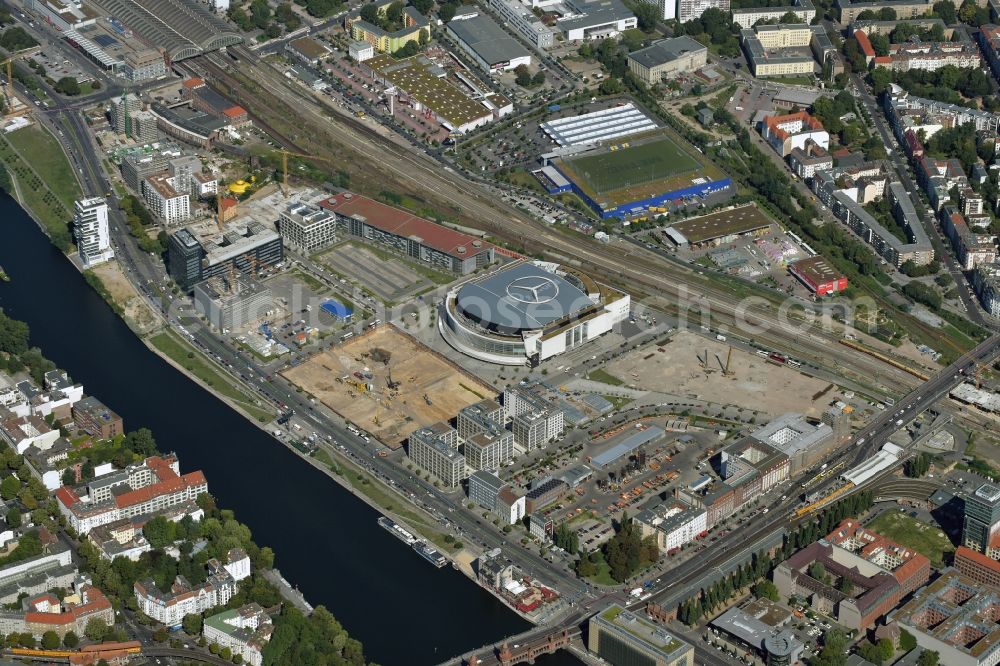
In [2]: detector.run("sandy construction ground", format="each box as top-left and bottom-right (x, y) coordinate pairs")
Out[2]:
(91, 261), (160, 334)
(283, 326), (495, 446)
(604, 331), (834, 417)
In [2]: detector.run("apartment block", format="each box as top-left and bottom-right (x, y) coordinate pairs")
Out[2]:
(408, 423), (466, 488)
(774, 519), (930, 630)
(761, 111), (829, 157)
(135, 552), (247, 627)
(940, 206), (996, 270)
(143, 174), (190, 224)
(56, 454), (208, 534)
(732, 0), (815, 28)
(203, 603), (273, 666)
(484, 0), (556, 48)
(73, 197), (114, 268)
(457, 399), (505, 440)
(636, 498), (707, 552)
(71, 396), (123, 440)
(837, 0), (932, 24)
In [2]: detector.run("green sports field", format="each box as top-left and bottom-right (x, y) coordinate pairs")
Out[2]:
(564, 136), (701, 194)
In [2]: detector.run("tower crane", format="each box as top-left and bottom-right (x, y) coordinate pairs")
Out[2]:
(271, 149), (338, 198)
(0, 58), (28, 117)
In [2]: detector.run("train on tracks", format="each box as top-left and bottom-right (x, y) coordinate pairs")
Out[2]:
(11, 641), (142, 659)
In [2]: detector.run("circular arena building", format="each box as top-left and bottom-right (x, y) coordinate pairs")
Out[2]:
(440, 262), (630, 365)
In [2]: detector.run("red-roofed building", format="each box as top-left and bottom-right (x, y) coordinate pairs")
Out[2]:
(182, 77), (205, 90)
(956, 545), (1000, 589)
(903, 129), (924, 158)
(773, 519), (930, 630)
(761, 111), (830, 157)
(854, 30), (876, 63)
(56, 455), (208, 534)
(221, 105), (249, 126)
(320, 192), (495, 274)
(22, 584), (115, 638)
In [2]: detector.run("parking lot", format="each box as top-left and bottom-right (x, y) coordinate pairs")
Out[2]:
(315, 241), (448, 303)
(260, 272), (353, 348)
(29, 49), (90, 89)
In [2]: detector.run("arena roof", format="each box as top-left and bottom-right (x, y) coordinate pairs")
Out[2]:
(92, 0), (242, 61)
(455, 263), (595, 334)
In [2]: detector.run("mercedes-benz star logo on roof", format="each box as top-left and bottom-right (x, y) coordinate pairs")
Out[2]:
(506, 276), (559, 304)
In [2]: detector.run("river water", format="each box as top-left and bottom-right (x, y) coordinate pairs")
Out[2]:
(0, 196), (581, 666)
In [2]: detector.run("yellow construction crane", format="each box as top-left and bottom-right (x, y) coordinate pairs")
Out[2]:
(0, 58), (27, 117)
(272, 149), (337, 198)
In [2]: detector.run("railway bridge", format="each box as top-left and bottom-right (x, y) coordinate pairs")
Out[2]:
(441, 625), (581, 666)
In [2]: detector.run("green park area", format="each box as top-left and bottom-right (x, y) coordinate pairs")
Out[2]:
(587, 368), (623, 386)
(148, 330), (273, 423)
(0, 124), (81, 250)
(867, 509), (955, 568)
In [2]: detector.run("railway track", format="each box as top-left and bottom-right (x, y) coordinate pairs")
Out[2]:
(184, 52), (930, 388)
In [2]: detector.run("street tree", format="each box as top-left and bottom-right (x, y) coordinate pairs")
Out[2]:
(183, 613), (202, 635)
(84, 618), (108, 642)
(0, 475), (18, 501)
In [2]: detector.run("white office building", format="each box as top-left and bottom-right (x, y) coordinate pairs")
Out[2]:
(512, 409), (565, 451)
(74, 197), (114, 268)
(278, 201), (339, 253)
(485, 0), (557, 48)
(636, 499), (707, 552)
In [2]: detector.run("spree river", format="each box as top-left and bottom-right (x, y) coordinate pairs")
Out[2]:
(0, 196), (582, 666)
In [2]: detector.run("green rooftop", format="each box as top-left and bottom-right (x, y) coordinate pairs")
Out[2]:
(596, 603), (685, 654)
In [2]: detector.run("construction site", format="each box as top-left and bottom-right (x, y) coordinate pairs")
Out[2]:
(0, 56), (33, 132)
(281, 326), (497, 447)
(601, 331), (833, 417)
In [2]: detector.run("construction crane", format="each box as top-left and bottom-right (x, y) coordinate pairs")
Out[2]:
(272, 149), (338, 198)
(0, 58), (26, 117)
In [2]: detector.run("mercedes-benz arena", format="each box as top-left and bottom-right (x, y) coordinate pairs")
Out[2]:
(440, 261), (630, 366)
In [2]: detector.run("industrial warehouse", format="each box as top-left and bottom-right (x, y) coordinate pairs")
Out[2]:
(789, 255), (848, 296)
(665, 205), (773, 248)
(540, 103), (657, 147)
(362, 54), (513, 134)
(440, 261), (630, 365)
